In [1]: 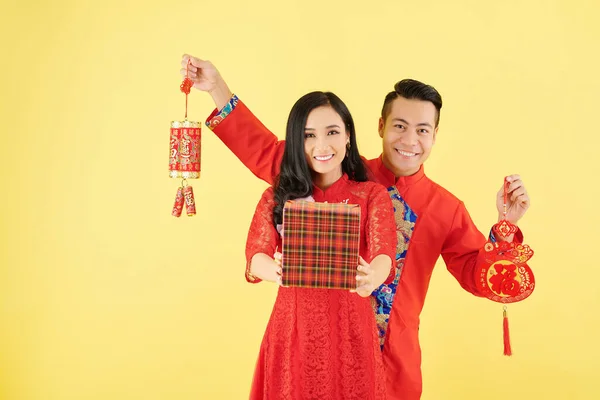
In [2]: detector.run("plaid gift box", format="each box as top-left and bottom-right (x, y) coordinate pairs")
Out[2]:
(281, 200), (361, 289)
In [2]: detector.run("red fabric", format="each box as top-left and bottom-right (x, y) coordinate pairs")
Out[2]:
(282, 200), (361, 289)
(211, 100), (524, 400)
(476, 240), (535, 303)
(503, 310), (512, 356)
(245, 178), (397, 399)
(207, 102), (284, 183)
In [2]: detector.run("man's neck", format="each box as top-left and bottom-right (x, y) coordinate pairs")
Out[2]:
(381, 153), (421, 178)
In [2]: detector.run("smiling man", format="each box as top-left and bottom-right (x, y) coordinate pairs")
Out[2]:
(181, 55), (531, 400)
(378, 82), (440, 177)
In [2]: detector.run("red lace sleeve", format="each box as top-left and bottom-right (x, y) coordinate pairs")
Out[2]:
(245, 187), (279, 283)
(366, 185), (397, 283)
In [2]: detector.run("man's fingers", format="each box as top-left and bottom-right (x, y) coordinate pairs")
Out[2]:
(507, 179), (524, 194)
(515, 193), (530, 206)
(510, 186), (527, 202)
(181, 54), (206, 67)
(180, 68), (198, 79)
(505, 174), (521, 183)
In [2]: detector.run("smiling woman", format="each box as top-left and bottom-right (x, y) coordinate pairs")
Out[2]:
(272, 91), (368, 220)
(242, 90), (397, 399)
(304, 106), (350, 189)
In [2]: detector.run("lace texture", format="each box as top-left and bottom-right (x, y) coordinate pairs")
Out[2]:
(246, 181), (395, 399)
(245, 188), (278, 283)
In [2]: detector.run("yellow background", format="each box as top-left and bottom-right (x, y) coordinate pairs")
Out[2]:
(1, 0), (599, 399)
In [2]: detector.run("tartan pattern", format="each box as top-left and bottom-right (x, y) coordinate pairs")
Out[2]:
(281, 200), (361, 289)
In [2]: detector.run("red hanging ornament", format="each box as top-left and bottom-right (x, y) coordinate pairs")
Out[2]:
(183, 184), (196, 216)
(475, 177), (535, 355)
(172, 186), (184, 217)
(170, 60), (200, 217)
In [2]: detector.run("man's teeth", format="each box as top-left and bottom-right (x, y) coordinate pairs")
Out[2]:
(396, 149), (417, 157)
(315, 155), (334, 161)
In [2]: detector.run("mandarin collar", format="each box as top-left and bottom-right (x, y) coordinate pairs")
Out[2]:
(376, 155), (426, 188)
(312, 173), (349, 197)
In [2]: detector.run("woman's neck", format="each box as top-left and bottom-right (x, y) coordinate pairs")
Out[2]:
(312, 168), (343, 190)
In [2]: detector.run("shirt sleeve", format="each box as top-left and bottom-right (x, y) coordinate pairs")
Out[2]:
(442, 201), (526, 296)
(205, 95), (285, 185)
(441, 201), (489, 296)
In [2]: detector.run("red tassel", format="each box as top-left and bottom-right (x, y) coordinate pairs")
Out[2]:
(503, 307), (512, 356)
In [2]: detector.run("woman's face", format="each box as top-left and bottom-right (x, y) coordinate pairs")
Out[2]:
(303, 106), (350, 183)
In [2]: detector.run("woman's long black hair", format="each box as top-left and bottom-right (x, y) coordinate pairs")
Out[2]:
(273, 91), (368, 226)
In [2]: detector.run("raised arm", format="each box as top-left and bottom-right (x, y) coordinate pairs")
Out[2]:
(181, 54), (285, 184)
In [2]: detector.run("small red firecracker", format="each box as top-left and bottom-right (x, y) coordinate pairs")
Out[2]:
(183, 185), (196, 216)
(170, 60), (200, 217)
(172, 186), (184, 217)
(476, 177), (535, 356)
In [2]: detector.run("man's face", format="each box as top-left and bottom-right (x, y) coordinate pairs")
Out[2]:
(379, 96), (438, 177)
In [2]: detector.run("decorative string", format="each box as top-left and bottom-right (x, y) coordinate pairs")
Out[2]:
(180, 60), (193, 119)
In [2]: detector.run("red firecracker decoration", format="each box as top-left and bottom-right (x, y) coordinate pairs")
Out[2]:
(170, 60), (200, 217)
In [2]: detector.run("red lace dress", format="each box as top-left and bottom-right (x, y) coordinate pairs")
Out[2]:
(245, 175), (397, 400)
